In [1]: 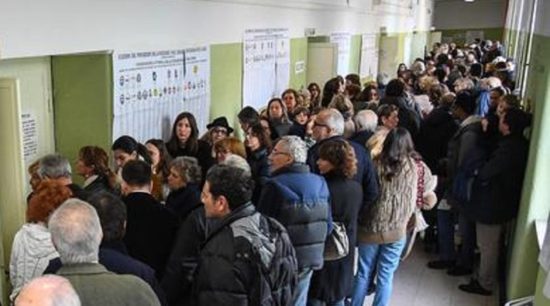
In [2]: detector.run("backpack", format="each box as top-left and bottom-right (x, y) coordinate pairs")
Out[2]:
(253, 216), (298, 306)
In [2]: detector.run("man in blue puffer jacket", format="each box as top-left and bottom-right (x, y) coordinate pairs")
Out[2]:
(258, 135), (332, 306)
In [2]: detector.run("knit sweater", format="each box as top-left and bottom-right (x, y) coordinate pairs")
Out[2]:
(357, 157), (435, 244)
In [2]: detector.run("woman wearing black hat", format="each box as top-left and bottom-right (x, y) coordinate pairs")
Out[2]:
(200, 116), (234, 146)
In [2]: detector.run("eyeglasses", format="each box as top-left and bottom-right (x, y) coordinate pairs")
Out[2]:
(212, 128), (228, 135)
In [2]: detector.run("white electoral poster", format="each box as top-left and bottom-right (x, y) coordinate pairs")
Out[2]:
(243, 28), (290, 111)
(112, 47), (210, 143)
(330, 32), (352, 77)
(360, 34), (379, 81)
(181, 46), (211, 135)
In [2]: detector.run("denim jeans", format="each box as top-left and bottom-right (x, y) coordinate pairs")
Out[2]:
(437, 209), (456, 261)
(293, 269), (314, 306)
(351, 238), (406, 306)
(307, 298), (345, 306)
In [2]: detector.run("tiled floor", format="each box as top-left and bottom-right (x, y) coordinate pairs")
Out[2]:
(361, 244), (499, 306)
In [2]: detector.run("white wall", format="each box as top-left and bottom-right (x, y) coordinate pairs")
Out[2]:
(434, 0), (506, 30)
(0, 0), (433, 59)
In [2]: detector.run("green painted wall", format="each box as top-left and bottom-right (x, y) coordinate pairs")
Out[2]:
(52, 54), (113, 185)
(507, 33), (550, 303)
(210, 43), (244, 138)
(290, 37), (308, 90)
(535, 268), (550, 305)
(349, 34), (361, 74)
(440, 27), (504, 45)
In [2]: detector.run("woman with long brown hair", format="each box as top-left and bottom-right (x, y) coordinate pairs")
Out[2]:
(165, 112), (214, 174)
(76, 146), (117, 193)
(309, 139), (363, 306)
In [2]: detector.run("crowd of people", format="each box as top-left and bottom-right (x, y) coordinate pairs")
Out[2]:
(10, 39), (531, 306)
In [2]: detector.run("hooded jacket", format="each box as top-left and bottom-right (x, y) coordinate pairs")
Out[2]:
(9, 223), (59, 299)
(195, 203), (297, 305)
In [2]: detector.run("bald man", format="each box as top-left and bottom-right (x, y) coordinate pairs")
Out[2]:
(15, 274), (80, 306)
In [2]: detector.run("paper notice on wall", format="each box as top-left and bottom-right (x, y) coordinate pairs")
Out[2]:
(243, 28), (290, 111)
(330, 32), (352, 76)
(360, 34), (379, 80)
(112, 47), (210, 143)
(21, 113), (38, 163)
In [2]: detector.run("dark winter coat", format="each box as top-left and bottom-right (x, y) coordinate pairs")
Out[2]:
(417, 105), (459, 174)
(349, 130), (374, 148)
(379, 96), (421, 138)
(308, 136), (379, 209)
(161, 207), (207, 306)
(123, 192), (179, 279)
(166, 139), (214, 177)
(194, 203), (297, 305)
(247, 147), (270, 204)
(83, 174), (116, 195)
(258, 163), (331, 270)
(465, 135), (529, 224)
(165, 184), (202, 222)
(309, 175), (363, 303)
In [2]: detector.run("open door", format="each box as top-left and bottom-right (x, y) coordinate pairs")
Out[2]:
(306, 42), (338, 88)
(0, 78), (28, 304)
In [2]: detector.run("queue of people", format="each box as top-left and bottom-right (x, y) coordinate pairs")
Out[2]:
(10, 39), (530, 306)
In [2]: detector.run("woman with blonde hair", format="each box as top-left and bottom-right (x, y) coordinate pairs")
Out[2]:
(213, 137), (247, 163)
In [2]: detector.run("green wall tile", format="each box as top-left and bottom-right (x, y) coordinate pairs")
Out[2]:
(290, 37), (308, 90)
(349, 34), (362, 74)
(210, 43), (244, 138)
(52, 54), (113, 184)
(507, 33), (550, 301)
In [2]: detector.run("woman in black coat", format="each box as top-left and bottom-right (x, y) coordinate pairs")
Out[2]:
(165, 112), (214, 176)
(245, 122), (272, 204)
(165, 156), (202, 222)
(308, 139), (363, 305)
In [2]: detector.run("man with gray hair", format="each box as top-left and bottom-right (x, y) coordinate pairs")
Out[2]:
(38, 154), (87, 200)
(15, 275), (80, 306)
(258, 135), (331, 306)
(307, 108), (379, 208)
(351, 109), (378, 146)
(49, 199), (160, 306)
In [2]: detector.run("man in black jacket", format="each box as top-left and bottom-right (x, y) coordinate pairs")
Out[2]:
(121, 160), (179, 280)
(196, 164), (298, 305)
(459, 108), (529, 295)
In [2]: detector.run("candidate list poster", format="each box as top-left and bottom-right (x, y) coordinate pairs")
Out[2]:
(243, 28), (290, 111)
(330, 32), (352, 77)
(113, 47), (210, 143)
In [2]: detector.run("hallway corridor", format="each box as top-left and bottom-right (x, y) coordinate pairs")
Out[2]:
(363, 244), (499, 306)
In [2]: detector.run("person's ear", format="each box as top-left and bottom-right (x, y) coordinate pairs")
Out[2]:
(216, 196), (231, 214)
